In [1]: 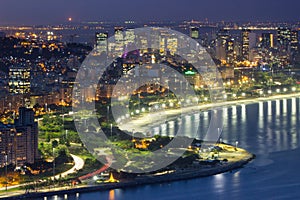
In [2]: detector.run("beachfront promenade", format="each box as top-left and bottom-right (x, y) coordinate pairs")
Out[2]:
(120, 92), (300, 133)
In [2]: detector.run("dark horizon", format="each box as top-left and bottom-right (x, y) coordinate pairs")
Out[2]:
(1, 0), (300, 25)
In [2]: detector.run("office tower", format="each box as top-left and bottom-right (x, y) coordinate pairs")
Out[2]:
(226, 38), (235, 65)
(277, 27), (291, 51)
(242, 29), (251, 61)
(0, 123), (15, 167)
(190, 27), (199, 39)
(159, 36), (166, 55)
(0, 107), (38, 167)
(8, 64), (31, 94)
(114, 27), (124, 57)
(216, 29), (230, 61)
(95, 32), (108, 55)
(15, 107), (39, 164)
(158, 29), (172, 55)
(124, 28), (135, 47)
(167, 37), (178, 55)
(291, 30), (299, 53)
(261, 33), (274, 49)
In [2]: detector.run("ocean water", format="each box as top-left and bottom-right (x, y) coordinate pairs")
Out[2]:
(44, 97), (300, 200)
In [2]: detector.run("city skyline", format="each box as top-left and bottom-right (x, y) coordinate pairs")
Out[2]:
(0, 0), (300, 25)
(1, 1), (300, 198)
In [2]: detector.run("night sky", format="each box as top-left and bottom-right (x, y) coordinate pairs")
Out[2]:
(0, 0), (300, 25)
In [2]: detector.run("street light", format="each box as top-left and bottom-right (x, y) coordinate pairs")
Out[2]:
(110, 123), (113, 138)
(138, 93), (141, 111)
(53, 148), (55, 181)
(276, 89), (280, 93)
(132, 129), (135, 140)
(5, 155), (7, 191)
(107, 106), (110, 122)
(217, 128), (222, 143)
(65, 130), (68, 144)
(235, 141), (239, 149)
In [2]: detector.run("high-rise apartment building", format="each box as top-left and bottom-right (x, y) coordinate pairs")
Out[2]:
(8, 64), (31, 94)
(114, 27), (124, 57)
(0, 107), (38, 167)
(242, 29), (251, 61)
(291, 30), (299, 53)
(261, 33), (274, 49)
(226, 38), (235, 65)
(216, 29), (230, 61)
(277, 27), (291, 51)
(95, 32), (108, 55)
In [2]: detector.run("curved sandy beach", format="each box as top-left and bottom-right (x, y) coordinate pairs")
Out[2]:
(119, 92), (300, 133)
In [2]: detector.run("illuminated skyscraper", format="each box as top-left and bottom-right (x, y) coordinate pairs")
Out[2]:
(291, 30), (299, 53)
(8, 64), (31, 94)
(0, 107), (38, 167)
(216, 29), (230, 61)
(95, 32), (108, 55)
(242, 29), (251, 61)
(109, 27), (124, 57)
(167, 36), (178, 55)
(261, 33), (274, 49)
(226, 38), (235, 65)
(277, 27), (291, 51)
(124, 28), (135, 47)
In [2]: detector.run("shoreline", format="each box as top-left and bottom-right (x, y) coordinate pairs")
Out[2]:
(3, 145), (255, 200)
(120, 92), (300, 133)
(1, 92), (298, 199)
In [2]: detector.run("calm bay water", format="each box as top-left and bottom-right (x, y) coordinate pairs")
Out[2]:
(45, 97), (300, 200)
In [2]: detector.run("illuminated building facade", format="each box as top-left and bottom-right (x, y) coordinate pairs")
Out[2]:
(216, 29), (230, 61)
(226, 38), (235, 65)
(114, 27), (125, 57)
(291, 30), (299, 53)
(190, 27), (199, 39)
(261, 33), (274, 49)
(95, 32), (108, 55)
(124, 29), (135, 47)
(277, 27), (291, 51)
(0, 107), (38, 167)
(242, 29), (251, 61)
(8, 64), (31, 94)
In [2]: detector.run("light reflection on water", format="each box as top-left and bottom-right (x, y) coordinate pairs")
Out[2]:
(44, 97), (300, 200)
(149, 97), (300, 154)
